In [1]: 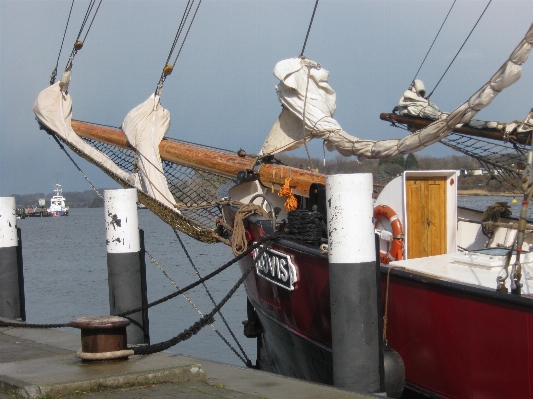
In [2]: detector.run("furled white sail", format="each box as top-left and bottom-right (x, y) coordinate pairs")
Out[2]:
(518, 110), (533, 133)
(262, 22), (533, 159)
(33, 70), (134, 183)
(396, 78), (531, 133)
(397, 79), (442, 120)
(122, 94), (176, 209)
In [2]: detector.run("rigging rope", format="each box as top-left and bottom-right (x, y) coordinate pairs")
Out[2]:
(171, 0), (202, 67)
(282, 210), (326, 241)
(232, 204), (271, 256)
(300, 0), (319, 57)
(118, 238), (273, 317)
(172, 228), (252, 367)
(64, 0), (104, 70)
(156, 0), (202, 95)
(426, 0), (493, 100)
(132, 243), (268, 356)
(50, 0), (75, 85)
(50, 133), (103, 199)
(164, 0), (194, 66)
(146, 247), (250, 366)
(79, 0), (103, 44)
(412, 0), (457, 83)
(0, 237), (274, 331)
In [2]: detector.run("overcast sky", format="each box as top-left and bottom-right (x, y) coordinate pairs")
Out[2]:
(1, 0), (532, 195)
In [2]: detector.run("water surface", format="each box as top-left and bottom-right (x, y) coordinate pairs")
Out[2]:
(17, 208), (255, 367)
(16, 195), (530, 367)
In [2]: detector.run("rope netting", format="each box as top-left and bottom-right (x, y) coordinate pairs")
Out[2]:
(55, 132), (234, 243)
(441, 133), (527, 192)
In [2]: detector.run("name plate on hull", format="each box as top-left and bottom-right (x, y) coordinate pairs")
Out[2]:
(252, 244), (297, 290)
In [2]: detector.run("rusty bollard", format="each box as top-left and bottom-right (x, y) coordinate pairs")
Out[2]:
(71, 316), (134, 362)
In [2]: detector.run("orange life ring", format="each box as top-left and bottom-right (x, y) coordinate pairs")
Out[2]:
(374, 205), (404, 264)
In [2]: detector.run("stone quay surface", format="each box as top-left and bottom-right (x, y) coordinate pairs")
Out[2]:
(0, 320), (378, 399)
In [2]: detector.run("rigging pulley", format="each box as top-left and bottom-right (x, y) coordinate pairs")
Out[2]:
(155, 0), (202, 96)
(50, 0), (103, 85)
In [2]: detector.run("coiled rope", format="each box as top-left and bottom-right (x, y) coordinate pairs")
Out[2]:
(481, 201), (512, 238)
(283, 210), (326, 242)
(232, 204), (270, 256)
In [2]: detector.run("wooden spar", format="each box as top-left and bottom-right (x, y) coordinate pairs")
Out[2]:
(70, 120), (325, 197)
(379, 112), (532, 146)
(70, 120), (254, 176)
(258, 164), (325, 197)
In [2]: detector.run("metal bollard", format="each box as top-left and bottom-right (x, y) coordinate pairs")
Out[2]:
(0, 197), (25, 320)
(104, 189), (149, 345)
(71, 316), (133, 362)
(326, 174), (382, 393)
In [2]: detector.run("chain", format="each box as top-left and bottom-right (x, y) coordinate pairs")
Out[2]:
(146, 247), (250, 366)
(1, 237), (274, 334)
(0, 319), (70, 329)
(118, 237), (273, 317)
(173, 229), (252, 367)
(133, 242), (270, 355)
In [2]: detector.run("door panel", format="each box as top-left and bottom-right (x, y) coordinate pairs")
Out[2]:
(407, 178), (447, 259)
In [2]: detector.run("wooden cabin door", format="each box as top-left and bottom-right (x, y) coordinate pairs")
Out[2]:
(406, 177), (447, 259)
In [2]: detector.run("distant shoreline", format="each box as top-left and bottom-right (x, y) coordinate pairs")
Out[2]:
(457, 190), (517, 197)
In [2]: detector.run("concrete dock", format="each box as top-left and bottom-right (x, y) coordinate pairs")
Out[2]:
(0, 322), (379, 399)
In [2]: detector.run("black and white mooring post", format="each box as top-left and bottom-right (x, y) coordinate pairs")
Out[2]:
(326, 174), (381, 393)
(0, 196), (25, 320)
(104, 188), (149, 345)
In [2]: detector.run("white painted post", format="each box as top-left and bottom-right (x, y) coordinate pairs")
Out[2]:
(104, 189), (149, 345)
(326, 174), (381, 393)
(0, 197), (24, 320)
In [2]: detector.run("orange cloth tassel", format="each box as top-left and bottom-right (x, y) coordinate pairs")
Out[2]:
(278, 177), (298, 211)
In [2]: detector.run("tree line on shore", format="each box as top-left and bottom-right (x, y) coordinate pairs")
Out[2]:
(277, 153), (506, 192)
(11, 153), (505, 208)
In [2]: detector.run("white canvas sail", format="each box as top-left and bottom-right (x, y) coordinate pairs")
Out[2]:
(262, 22), (533, 159)
(122, 94), (176, 209)
(33, 70), (134, 183)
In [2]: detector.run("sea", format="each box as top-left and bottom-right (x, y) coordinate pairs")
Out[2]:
(16, 207), (255, 367)
(14, 194), (530, 368)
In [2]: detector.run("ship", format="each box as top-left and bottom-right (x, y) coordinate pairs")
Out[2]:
(31, 2), (533, 398)
(47, 183), (69, 217)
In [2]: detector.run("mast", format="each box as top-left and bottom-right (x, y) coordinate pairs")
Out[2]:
(54, 183), (62, 197)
